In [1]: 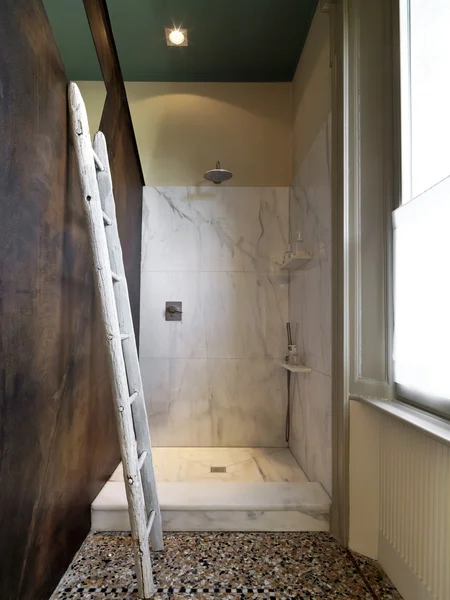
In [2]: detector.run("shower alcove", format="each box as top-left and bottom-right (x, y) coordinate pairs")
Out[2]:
(92, 183), (331, 532)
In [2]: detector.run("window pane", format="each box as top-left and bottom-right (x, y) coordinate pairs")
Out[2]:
(393, 176), (450, 414)
(410, 0), (450, 198)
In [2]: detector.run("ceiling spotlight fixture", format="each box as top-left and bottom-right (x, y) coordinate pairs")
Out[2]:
(169, 29), (184, 45)
(165, 27), (188, 47)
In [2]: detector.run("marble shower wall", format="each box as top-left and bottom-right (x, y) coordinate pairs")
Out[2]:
(140, 186), (289, 447)
(289, 113), (332, 495)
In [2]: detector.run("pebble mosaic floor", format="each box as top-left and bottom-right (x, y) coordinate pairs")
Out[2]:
(52, 532), (402, 600)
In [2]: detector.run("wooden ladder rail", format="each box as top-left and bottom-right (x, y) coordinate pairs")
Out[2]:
(68, 82), (163, 599)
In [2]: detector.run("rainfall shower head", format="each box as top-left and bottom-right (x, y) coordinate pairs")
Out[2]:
(204, 161), (233, 184)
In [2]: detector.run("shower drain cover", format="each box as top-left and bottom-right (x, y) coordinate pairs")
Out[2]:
(210, 466), (227, 473)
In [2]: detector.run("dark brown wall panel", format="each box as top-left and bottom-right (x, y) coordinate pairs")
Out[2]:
(104, 104), (143, 337)
(84, 0), (144, 343)
(0, 1), (120, 599)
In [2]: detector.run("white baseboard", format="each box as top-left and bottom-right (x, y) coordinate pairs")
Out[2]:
(378, 534), (434, 600)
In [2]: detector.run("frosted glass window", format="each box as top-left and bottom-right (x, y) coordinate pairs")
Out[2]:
(393, 178), (450, 416)
(395, 1), (450, 417)
(402, 0), (450, 202)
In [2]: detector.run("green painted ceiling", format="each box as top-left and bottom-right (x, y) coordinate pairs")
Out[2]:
(44, 0), (318, 82)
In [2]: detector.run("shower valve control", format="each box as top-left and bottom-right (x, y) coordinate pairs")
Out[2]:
(165, 301), (182, 321)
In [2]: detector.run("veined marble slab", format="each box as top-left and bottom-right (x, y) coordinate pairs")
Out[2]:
(162, 510), (328, 532)
(290, 370), (332, 496)
(139, 185), (289, 447)
(91, 481), (330, 533)
(290, 114), (332, 254)
(288, 113), (333, 496)
(93, 481), (330, 512)
(141, 186), (289, 273)
(139, 271), (288, 360)
(140, 358), (287, 447)
(111, 447), (309, 484)
(289, 243), (331, 376)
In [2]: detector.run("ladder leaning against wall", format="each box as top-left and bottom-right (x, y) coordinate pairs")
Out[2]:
(68, 82), (163, 599)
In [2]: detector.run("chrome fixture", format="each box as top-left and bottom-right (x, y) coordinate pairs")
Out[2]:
(204, 161), (233, 184)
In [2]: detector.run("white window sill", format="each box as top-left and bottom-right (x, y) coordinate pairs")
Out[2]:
(351, 394), (450, 448)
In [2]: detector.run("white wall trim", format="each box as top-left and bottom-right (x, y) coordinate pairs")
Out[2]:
(330, 0), (350, 545)
(378, 534), (434, 600)
(352, 395), (450, 449)
(347, 0), (393, 398)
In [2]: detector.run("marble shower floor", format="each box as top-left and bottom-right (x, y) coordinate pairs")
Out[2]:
(51, 532), (403, 599)
(110, 447), (309, 484)
(93, 448), (329, 532)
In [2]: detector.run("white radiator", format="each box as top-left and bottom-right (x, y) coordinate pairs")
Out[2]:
(379, 416), (450, 600)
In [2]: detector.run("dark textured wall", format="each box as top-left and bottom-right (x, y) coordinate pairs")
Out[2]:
(0, 0), (143, 598)
(99, 91), (143, 341)
(84, 0), (144, 343)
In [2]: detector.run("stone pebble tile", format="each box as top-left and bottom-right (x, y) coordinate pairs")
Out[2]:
(53, 532), (399, 599)
(351, 551), (403, 600)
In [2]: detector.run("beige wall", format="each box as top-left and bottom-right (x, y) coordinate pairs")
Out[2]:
(78, 81), (292, 187)
(76, 81), (106, 139)
(292, 8), (331, 178)
(348, 401), (380, 558)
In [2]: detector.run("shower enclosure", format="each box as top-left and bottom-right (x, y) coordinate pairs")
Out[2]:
(91, 180), (331, 532)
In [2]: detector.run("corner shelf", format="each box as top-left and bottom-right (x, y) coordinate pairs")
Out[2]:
(279, 251), (311, 271)
(281, 363), (312, 373)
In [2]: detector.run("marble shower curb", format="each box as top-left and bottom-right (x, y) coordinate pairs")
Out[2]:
(91, 481), (331, 532)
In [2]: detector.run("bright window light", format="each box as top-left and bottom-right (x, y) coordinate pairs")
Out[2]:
(394, 179), (450, 397)
(394, 0), (450, 418)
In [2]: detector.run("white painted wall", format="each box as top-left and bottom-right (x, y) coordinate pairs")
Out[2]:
(292, 8), (331, 175)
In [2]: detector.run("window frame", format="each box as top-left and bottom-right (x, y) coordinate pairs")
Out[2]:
(393, 0), (450, 420)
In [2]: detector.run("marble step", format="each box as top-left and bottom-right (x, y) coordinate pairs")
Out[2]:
(91, 481), (331, 532)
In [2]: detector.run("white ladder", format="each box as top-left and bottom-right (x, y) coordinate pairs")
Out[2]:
(68, 82), (163, 599)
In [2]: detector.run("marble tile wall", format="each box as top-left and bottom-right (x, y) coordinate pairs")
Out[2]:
(289, 113), (332, 495)
(140, 186), (289, 447)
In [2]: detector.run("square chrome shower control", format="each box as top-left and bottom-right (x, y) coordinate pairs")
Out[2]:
(165, 301), (182, 321)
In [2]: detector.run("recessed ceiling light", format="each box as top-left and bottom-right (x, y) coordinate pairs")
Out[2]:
(169, 29), (185, 45)
(165, 27), (188, 47)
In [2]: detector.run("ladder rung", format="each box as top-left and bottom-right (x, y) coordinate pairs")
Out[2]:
(120, 333), (130, 341)
(129, 391), (138, 404)
(102, 210), (112, 226)
(111, 271), (121, 282)
(146, 510), (156, 537)
(93, 149), (104, 172)
(137, 450), (147, 471)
